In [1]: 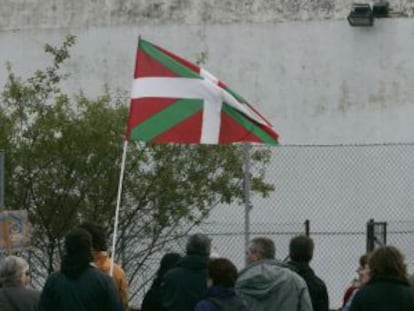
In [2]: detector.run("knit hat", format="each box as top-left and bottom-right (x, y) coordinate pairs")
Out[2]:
(61, 228), (93, 278)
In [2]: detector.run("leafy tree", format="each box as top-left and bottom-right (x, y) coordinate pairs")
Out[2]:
(0, 35), (274, 300)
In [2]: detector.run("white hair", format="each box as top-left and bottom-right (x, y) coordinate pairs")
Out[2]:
(0, 255), (29, 286)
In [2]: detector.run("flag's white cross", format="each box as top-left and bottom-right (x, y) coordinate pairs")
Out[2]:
(131, 73), (267, 144)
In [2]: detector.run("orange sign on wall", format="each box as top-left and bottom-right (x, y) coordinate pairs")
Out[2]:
(0, 210), (30, 251)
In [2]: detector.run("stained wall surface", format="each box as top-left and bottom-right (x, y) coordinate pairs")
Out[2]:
(1, 0), (413, 30)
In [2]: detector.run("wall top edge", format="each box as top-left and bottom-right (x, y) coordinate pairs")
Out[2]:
(1, 0), (413, 31)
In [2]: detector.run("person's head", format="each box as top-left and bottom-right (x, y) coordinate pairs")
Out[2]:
(358, 262), (371, 286)
(157, 252), (182, 278)
(356, 254), (369, 284)
(0, 256), (30, 287)
(247, 237), (275, 263)
(78, 222), (107, 252)
(186, 233), (211, 256)
(289, 235), (314, 263)
(208, 257), (238, 288)
(61, 228), (93, 278)
(368, 245), (408, 283)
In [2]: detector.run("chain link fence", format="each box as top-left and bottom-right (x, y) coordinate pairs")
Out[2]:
(3, 143), (411, 309)
(129, 143), (414, 310)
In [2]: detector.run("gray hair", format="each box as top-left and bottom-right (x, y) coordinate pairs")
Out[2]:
(0, 256), (29, 286)
(186, 233), (211, 256)
(249, 237), (276, 260)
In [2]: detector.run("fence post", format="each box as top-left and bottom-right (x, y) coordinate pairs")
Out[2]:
(366, 218), (375, 252)
(366, 219), (388, 252)
(304, 219), (310, 236)
(243, 144), (251, 266)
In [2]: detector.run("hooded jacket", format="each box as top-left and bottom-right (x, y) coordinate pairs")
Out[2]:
(39, 229), (123, 311)
(194, 286), (248, 311)
(38, 265), (123, 311)
(235, 259), (313, 311)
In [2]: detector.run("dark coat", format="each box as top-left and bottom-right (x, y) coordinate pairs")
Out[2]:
(38, 266), (123, 311)
(287, 261), (329, 311)
(160, 254), (209, 311)
(142, 253), (182, 311)
(194, 286), (248, 311)
(349, 276), (414, 311)
(0, 285), (39, 311)
(142, 276), (165, 311)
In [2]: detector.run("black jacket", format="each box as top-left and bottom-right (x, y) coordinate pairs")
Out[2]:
(142, 275), (165, 311)
(38, 266), (123, 311)
(350, 276), (414, 311)
(287, 261), (329, 311)
(160, 254), (208, 311)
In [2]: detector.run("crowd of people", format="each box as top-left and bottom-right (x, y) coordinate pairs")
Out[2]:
(0, 223), (127, 311)
(1, 227), (414, 310)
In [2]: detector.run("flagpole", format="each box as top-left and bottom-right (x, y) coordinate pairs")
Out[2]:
(243, 143), (251, 266)
(110, 139), (128, 276)
(109, 35), (141, 276)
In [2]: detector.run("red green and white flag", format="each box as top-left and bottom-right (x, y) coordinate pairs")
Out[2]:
(126, 38), (279, 145)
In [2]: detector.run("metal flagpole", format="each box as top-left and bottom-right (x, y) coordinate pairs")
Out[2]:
(109, 34), (141, 276)
(243, 143), (251, 265)
(110, 140), (128, 276)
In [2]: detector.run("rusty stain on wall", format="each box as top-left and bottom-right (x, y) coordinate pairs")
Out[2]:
(338, 81), (351, 113)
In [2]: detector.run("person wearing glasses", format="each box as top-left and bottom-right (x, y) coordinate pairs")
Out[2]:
(0, 255), (40, 311)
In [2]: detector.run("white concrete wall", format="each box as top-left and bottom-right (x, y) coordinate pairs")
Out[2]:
(2, 19), (414, 144)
